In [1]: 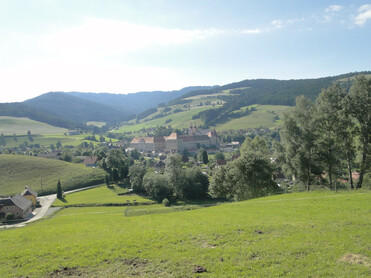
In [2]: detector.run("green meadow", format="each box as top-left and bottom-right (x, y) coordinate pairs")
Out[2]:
(53, 185), (154, 207)
(114, 107), (209, 133)
(215, 104), (293, 131)
(0, 155), (105, 196)
(1, 191), (370, 277)
(3, 133), (117, 148)
(0, 116), (67, 135)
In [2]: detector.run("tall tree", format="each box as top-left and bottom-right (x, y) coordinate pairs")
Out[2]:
(56, 179), (62, 198)
(313, 83), (345, 187)
(128, 165), (147, 193)
(347, 75), (371, 188)
(202, 150), (209, 164)
(280, 96), (321, 190)
(165, 154), (188, 199)
(240, 136), (270, 158)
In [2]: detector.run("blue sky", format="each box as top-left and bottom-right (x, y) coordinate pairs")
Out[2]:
(0, 0), (370, 102)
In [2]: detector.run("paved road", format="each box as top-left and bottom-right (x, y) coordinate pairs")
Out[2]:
(0, 184), (101, 229)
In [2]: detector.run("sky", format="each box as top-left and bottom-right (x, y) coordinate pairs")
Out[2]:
(0, 0), (370, 102)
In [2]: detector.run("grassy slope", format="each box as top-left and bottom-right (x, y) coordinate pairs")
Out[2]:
(0, 155), (105, 196)
(114, 104), (292, 134)
(0, 116), (67, 135)
(215, 104), (293, 130)
(114, 107), (209, 133)
(3, 133), (117, 148)
(53, 185), (154, 207)
(1, 191), (370, 277)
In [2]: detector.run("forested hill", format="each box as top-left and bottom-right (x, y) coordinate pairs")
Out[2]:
(180, 72), (371, 105)
(24, 92), (131, 124)
(68, 86), (214, 114)
(0, 102), (82, 129)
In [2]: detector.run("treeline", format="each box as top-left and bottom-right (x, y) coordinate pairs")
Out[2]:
(180, 72), (370, 104)
(277, 75), (370, 189)
(98, 149), (209, 203)
(129, 154), (209, 202)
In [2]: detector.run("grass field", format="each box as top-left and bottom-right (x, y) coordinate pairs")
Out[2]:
(52, 185), (155, 207)
(0, 116), (67, 135)
(86, 121), (106, 128)
(0, 154), (106, 197)
(114, 104), (293, 134)
(215, 104), (293, 130)
(114, 107), (209, 133)
(3, 133), (118, 148)
(0, 191), (370, 277)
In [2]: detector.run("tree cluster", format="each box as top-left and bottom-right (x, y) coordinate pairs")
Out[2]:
(128, 154), (209, 202)
(278, 75), (370, 189)
(210, 136), (278, 200)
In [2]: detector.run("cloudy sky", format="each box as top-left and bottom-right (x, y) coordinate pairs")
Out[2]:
(0, 0), (370, 102)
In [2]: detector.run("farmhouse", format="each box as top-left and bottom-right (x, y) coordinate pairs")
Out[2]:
(0, 194), (33, 220)
(83, 156), (98, 167)
(130, 125), (219, 153)
(21, 186), (38, 206)
(38, 150), (62, 159)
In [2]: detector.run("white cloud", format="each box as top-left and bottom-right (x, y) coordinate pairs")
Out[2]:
(240, 28), (263, 34)
(271, 19), (283, 29)
(326, 5), (343, 13)
(354, 4), (371, 26)
(41, 18), (224, 57)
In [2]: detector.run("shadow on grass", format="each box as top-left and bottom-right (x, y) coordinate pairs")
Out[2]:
(58, 197), (68, 203)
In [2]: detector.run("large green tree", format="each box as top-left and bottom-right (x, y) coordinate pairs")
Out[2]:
(347, 75), (371, 188)
(280, 96), (321, 190)
(210, 154), (278, 200)
(313, 83), (345, 187)
(128, 165), (147, 193)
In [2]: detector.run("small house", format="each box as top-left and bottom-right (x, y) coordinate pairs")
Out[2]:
(83, 156), (98, 167)
(21, 186), (38, 206)
(38, 150), (62, 159)
(0, 194), (32, 220)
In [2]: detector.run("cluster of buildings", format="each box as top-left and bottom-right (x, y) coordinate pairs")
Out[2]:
(0, 186), (38, 220)
(130, 125), (219, 153)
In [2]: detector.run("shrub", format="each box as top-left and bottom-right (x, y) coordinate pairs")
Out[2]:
(5, 213), (14, 221)
(162, 198), (170, 207)
(143, 173), (173, 202)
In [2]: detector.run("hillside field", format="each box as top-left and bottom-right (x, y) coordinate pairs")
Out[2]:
(52, 185), (155, 207)
(0, 116), (67, 135)
(215, 104), (294, 131)
(0, 191), (370, 277)
(0, 155), (106, 197)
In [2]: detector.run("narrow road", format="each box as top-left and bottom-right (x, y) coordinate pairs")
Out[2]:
(1, 184), (101, 229)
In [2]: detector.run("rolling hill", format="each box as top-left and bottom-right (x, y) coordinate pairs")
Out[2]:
(117, 71), (369, 131)
(0, 116), (67, 135)
(24, 92), (131, 124)
(68, 86), (214, 114)
(0, 154), (106, 197)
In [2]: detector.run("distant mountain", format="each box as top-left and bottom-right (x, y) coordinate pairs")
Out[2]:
(1, 72), (369, 129)
(68, 86), (214, 114)
(24, 92), (131, 124)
